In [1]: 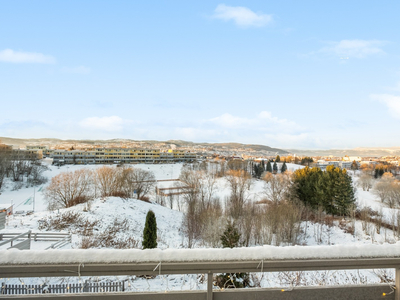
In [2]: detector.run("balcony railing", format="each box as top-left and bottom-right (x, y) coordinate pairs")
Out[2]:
(1, 244), (399, 299)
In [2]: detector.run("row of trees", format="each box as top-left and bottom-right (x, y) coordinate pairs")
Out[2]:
(178, 164), (303, 248)
(0, 147), (48, 190)
(177, 161), (361, 248)
(373, 173), (400, 208)
(252, 161), (288, 178)
(292, 166), (355, 216)
(45, 166), (155, 209)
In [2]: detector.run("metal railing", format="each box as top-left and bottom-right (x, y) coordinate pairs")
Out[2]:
(0, 232), (71, 250)
(44, 234), (72, 250)
(1, 247), (400, 299)
(0, 231), (31, 250)
(0, 232), (70, 242)
(1, 281), (124, 295)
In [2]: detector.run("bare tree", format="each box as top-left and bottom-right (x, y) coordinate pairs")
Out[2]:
(263, 201), (303, 246)
(386, 180), (400, 208)
(196, 171), (218, 210)
(45, 169), (93, 209)
(179, 168), (202, 248)
(93, 166), (121, 197)
(358, 171), (373, 191)
(129, 168), (156, 200)
(0, 148), (10, 190)
(226, 170), (252, 220)
(200, 197), (224, 247)
(262, 172), (292, 204)
(27, 160), (49, 186)
(240, 202), (256, 246)
(373, 173), (394, 204)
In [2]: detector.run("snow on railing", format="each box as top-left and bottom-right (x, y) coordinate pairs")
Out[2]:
(1, 244), (400, 299)
(2, 243), (400, 265)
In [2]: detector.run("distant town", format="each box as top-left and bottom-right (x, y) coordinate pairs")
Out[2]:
(1, 139), (399, 173)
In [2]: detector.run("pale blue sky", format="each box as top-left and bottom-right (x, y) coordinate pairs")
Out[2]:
(1, 1), (400, 149)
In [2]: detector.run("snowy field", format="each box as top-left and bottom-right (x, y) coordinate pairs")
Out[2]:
(0, 162), (399, 290)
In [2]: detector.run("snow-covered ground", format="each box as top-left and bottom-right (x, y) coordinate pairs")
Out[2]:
(0, 163), (398, 290)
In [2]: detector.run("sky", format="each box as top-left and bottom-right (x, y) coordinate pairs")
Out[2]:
(1, 1), (400, 149)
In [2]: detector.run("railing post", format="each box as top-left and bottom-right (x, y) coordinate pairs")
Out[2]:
(396, 268), (400, 300)
(207, 271), (213, 300)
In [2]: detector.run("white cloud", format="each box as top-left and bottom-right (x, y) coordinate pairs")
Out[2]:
(318, 40), (386, 59)
(0, 49), (56, 63)
(79, 116), (132, 132)
(212, 4), (272, 27)
(371, 94), (400, 118)
(208, 111), (296, 131)
(61, 66), (91, 74)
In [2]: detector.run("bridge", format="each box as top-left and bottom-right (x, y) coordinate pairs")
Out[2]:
(1, 244), (399, 299)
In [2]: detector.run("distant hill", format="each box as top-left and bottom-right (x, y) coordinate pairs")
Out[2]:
(0, 137), (288, 155)
(3, 136), (397, 157)
(286, 147), (400, 157)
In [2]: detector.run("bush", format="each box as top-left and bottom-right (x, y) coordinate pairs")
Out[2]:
(292, 166), (355, 216)
(142, 210), (157, 249)
(38, 211), (84, 231)
(79, 217), (138, 249)
(45, 169), (93, 209)
(216, 222), (250, 289)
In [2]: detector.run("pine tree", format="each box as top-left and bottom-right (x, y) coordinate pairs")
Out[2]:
(216, 223), (249, 288)
(266, 161), (272, 173)
(142, 210), (157, 249)
(220, 222), (240, 248)
(275, 155), (281, 162)
(273, 162), (278, 173)
(281, 161), (287, 173)
(292, 166), (355, 216)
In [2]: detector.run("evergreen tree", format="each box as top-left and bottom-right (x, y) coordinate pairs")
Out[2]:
(253, 163), (263, 178)
(281, 161), (287, 173)
(220, 222), (240, 248)
(266, 161), (272, 173)
(261, 160), (265, 170)
(292, 166), (355, 216)
(275, 155), (281, 162)
(273, 161), (278, 173)
(257, 164), (263, 178)
(216, 223), (249, 288)
(142, 210), (157, 249)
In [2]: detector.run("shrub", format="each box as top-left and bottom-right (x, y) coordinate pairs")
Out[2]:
(38, 211), (84, 231)
(142, 210), (157, 249)
(216, 222), (250, 288)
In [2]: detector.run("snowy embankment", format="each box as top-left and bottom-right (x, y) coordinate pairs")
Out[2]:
(2, 242), (400, 265)
(0, 163), (185, 250)
(0, 163), (183, 212)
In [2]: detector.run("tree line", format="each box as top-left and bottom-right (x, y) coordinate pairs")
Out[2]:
(0, 145), (48, 191)
(45, 166), (155, 209)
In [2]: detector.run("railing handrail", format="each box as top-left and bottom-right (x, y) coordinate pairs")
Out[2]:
(0, 230), (31, 247)
(1, 257), (400, 278)
(2, 243), (400, 265)
(45, 235), (72, 250)
(1, 232), (70, 237)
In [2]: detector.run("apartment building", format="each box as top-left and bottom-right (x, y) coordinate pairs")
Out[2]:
(26, 145), (53, 157)
(317, 160), (358, 170)
(52, 148), (196, 165)
(11, 149), (43, 160)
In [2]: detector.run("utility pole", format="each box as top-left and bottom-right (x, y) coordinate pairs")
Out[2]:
(33, 187), (35, 212)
